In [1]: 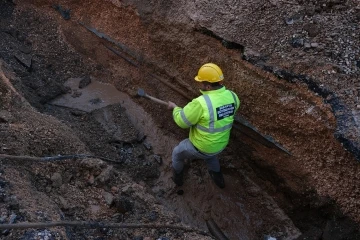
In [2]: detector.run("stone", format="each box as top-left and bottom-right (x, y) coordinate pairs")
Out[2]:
(143, 142), (152, 150)
(111, 186), (119, 194)
(102, 191), (114, 206)
(14, 53), (32, 70)
(58, 196), (69, 210)
(87, 175), (95, 185)
(304, 43), (311, 49)
(291, 38), (304, 48)
(51, 172), (62, 188)
(311, 42), (319, 48)
(153, 155), (162, 165)
(0, 110), (13, 123)
(79, 75), (91, 89)
(147, 211), (158, 221)
(95, 166), (113, 184)
(303, 23), (319, 37)
(114, 195), (133, 213)
(136, 132), (146, 143)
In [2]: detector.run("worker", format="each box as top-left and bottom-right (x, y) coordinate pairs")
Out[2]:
(168, 63), (240, 188)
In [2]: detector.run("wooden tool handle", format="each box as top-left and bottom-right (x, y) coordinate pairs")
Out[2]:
(146, 95), (168, 106)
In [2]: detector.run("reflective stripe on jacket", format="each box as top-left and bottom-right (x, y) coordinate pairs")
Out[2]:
(172, 86), (240, 154)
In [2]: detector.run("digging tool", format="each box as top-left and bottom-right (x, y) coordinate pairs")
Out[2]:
(137, 88), (168, 106)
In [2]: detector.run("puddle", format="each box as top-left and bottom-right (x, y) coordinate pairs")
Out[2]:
(50, 77), (128, 112)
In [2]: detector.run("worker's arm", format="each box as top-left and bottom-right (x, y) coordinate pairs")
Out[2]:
(172, 99), (203, 129)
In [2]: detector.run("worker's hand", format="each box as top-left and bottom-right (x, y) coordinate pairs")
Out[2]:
(168, 101), (177, 110)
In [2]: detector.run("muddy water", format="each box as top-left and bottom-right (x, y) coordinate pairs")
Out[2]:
(51, 79), (300, 239)
(50, 77), (128, 112)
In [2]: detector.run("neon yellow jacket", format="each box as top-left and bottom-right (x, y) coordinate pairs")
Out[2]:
(172, 86), (240, 154)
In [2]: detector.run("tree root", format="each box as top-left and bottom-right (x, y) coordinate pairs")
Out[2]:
(0, 221), (210, 236)
(206, 218), (229, 240)
(0, 154), (120, 163)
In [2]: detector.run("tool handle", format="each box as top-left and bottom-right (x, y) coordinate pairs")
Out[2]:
(146, 95), (169, 106)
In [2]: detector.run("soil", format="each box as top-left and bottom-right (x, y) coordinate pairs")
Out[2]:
(0, 0), (359, 240)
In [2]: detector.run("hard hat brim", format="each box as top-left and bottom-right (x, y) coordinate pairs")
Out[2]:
(194, 76), (202, 82)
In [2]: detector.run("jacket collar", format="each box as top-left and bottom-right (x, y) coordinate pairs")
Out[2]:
(200, 86), (226, 95)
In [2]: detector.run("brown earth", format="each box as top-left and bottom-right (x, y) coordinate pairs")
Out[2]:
(0, 0), (359, 240)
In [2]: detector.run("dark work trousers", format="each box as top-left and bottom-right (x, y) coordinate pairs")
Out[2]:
(172, 138), (222, 173)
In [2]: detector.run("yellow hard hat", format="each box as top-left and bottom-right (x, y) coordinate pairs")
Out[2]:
(194, 63), (224, 83)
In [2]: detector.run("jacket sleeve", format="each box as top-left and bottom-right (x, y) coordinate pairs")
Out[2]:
(172, 99), (203, 129)
(235, 94), (241, 111)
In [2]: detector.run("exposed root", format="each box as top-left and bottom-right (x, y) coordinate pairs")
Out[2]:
(0, 154), (120, 163)
(0, 221), (210, 237)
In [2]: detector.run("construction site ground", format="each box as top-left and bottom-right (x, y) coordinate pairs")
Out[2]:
(0, 0), (359, 240)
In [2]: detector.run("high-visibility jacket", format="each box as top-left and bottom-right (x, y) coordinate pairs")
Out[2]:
(172, 86), (240, 154)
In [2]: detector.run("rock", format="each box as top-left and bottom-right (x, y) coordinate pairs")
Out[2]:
(89, 204), (101, 214)
(8, 196), (19, 210)
(291, 37), (304, 48)
(303, 23), (319, 37)
(51, 172), (62, 188)
(311, 42), (319, 48)
(242, 47), (262, 63)
(114, 195), (133, 213)
(147, 211), (158, 222)
(136, 132), (146, 143)
(71, 90), (82, 98)
(264, 236), (277, 240)
(111, 186), (119, 194)
(62, 171), (74, 184)
(95, 166), (113, 184)
(0, 110), (13, 123)
(79, 75), (91, 89)
(143, 142), (152, 150)
(153, 155), (162, 165)
(0, 216), (6, 224)
(102, 191), (114, 206)
(284, 13), (303, 25)
(58, 196), (69, 210)
(14, 53), (32, 71)
(80, 158), (105, 171)
(87, 175), (95, 185)
(305, 4), (316, 16)
(45, 186), (52, 193)
(0, 188), (6, 202)
(89, 98), (102, 104)
(70, 110), (86, 117)
(19, 44), (32, 54)
(304, 43), (311, 49)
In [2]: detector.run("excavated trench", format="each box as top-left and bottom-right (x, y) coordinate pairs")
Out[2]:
(1, 1), (360, 240)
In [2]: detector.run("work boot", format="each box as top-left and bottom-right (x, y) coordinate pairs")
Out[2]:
(208, 170), (225, 189)
(172, 169), (183, 186)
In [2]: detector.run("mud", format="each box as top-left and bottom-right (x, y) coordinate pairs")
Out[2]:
(0, 0), (360, 240)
